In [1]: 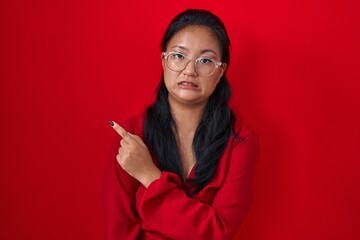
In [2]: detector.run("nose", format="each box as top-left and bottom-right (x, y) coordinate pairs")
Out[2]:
(182, 59), (198, 76)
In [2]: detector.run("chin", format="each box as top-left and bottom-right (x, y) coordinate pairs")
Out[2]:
(176, 92), (201, 101)
(177, 95), (209, 106)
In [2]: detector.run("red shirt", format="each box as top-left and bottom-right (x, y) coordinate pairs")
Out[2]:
(104, 113), (259, 239)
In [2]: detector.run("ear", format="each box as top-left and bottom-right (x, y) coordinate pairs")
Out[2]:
(220, 63), (227, 77)
(161, 53), (165, 69)
(215, 63), (227, 84)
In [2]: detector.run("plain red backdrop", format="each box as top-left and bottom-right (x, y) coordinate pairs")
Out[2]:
(1, 0), (359, 239)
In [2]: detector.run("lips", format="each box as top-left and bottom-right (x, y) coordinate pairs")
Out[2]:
(178, 81), (199, 88)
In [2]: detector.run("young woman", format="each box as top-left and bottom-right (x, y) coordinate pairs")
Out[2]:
(105, 9), (259, 239)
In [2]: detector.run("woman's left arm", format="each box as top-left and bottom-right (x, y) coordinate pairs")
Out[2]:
(136, 130), (259, 239)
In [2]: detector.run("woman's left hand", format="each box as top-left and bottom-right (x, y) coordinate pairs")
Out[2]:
(110, 121), (161, 188)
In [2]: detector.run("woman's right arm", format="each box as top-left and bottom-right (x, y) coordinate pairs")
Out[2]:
(103, 135), (141, 240)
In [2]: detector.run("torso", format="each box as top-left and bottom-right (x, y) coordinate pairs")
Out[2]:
(175, 131), (196, 180)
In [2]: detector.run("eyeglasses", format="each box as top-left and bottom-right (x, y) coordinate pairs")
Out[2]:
(162, 52), (223, 77)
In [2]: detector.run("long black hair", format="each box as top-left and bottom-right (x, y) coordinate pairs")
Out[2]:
(144, 9), (235, 195)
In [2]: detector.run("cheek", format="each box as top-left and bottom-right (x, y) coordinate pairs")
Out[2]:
(163, 71), (178, 92)
(164, 68), (179, 83)
(208, 75), (222, 89)
(214, 71), (223, 84)
(163, 70), (172, 85)
(204, 75), (222, 94)
(201, 79), (218, 95)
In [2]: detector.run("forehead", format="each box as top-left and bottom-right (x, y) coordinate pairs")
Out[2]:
(166, 26), (221, 55)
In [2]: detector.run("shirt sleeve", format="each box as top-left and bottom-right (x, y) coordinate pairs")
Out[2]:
(135, 130), (260, 239)
(103, 134), (141, 240)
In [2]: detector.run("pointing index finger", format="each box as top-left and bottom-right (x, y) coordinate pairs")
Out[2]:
(109, 120), (128, 138)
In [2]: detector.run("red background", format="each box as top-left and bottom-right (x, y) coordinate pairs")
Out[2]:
(1, 0), (359, 239)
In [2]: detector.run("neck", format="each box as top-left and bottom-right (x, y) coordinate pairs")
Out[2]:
(168, 98), (206, 134)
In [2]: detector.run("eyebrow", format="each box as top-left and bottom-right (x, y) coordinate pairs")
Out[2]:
(170, 45), (218, 56)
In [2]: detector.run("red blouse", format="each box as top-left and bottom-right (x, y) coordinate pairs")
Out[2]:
(104, 113), (259, 239)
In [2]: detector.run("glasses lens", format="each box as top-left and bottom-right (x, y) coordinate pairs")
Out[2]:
(166, 53), (187, 72)
(195, 58), (216, 76)
(165, 53), (218, 76)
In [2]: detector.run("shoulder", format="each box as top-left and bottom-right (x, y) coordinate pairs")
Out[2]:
(233, 118), (259, 145)
(229, 115), (260, 165)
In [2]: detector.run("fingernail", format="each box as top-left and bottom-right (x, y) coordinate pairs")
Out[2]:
(108, 120), (114, 126)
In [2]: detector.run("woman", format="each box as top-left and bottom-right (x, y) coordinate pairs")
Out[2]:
(105, 9), (259, 239)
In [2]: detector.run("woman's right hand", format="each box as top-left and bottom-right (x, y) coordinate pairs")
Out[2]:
(109, 121), (161, 188)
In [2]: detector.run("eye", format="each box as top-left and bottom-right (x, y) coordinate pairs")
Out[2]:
(171, 52), (185, 60)
(198, 57), (213, 64)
